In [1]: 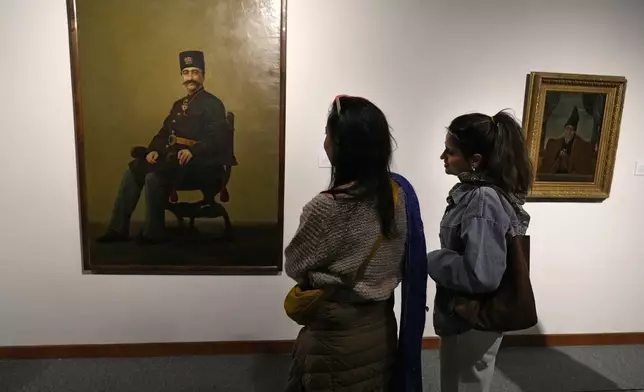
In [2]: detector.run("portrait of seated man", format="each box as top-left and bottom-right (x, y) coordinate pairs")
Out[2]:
(97, 50), (235, 245)
(538, 105), (596, 178)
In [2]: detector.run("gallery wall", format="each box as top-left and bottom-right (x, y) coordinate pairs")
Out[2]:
(1, 0), (643, 346)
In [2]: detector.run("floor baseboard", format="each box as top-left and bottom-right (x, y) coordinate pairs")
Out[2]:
(1, 333), (642, 359)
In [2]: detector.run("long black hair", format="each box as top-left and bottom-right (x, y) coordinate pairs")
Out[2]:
(448, 109), (533, 195)
(324, 95), (396, 238)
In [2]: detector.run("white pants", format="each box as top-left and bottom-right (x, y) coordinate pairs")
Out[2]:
(439, 330), (503, 392)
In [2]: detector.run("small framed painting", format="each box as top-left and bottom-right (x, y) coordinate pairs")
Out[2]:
(522, 72), (627, 200)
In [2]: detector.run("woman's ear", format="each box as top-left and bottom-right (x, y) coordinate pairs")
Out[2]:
(470, 153), (483, 171)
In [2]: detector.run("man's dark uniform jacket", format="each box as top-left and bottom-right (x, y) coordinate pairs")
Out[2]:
(129, 87), (235, 185)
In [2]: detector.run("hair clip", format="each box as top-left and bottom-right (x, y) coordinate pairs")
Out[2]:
(334, 94), (349, 116)
(490, 115), (495, 123)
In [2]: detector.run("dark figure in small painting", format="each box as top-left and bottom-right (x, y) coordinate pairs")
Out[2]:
(97, 50), (236, 245)
(538, 106), (595, 176)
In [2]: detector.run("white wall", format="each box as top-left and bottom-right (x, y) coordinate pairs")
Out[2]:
(1, 0), (643, 346)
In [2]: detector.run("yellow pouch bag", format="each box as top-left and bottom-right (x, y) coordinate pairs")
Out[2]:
(284, 180), (400, 325)
(284, 285), (331, 325)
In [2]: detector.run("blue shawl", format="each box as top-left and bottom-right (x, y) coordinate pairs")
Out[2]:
(390, 172), (428, 392)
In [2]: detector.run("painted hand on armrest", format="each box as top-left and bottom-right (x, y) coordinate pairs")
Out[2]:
(146, 151), (159, 164)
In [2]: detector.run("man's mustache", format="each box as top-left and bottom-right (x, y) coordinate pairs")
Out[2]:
(183, 80), (201, 86)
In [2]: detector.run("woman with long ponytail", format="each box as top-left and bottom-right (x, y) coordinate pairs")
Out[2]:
(428, 109), (533, 392)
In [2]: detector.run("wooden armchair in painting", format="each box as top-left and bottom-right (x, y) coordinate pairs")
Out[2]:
(130, 111), (237, 239)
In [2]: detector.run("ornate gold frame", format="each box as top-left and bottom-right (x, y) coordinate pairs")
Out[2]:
(522, 72), (627, 200)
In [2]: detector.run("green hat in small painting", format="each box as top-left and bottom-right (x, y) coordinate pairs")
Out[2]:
(179, 50), (205, 72)
(564, 106), (579, 129)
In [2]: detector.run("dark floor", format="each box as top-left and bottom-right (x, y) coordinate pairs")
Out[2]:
(1, 345), (642, 391)
(87, 220), (282, 271)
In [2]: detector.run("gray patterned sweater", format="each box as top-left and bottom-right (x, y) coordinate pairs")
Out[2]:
(284, 189), (407, 301)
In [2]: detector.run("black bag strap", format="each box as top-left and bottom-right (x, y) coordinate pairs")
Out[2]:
(488, 185), (521, 214)
(461, 180), (523, 218)
(481, 185), (531, 268)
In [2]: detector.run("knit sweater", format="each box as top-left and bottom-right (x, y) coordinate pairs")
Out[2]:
(285, 188), (407, 301)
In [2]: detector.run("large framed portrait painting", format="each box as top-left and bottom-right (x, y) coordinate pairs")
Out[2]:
(522, 72), (627, 200)
(66, 0), (287, 274)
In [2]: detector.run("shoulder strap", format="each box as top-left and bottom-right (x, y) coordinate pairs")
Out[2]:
(341, 180), (401, 287)
(486, 184), (513, 208)
(483, 185), (531, 247)
(461, 181), (527, 240)
(346, 235), (383, 287)
(463, 180), (521, 216)
(486, 185), (526, 223)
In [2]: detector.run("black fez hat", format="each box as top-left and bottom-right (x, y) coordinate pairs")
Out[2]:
(564, 106), (579, 129)
(179, 50), (205, 72)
